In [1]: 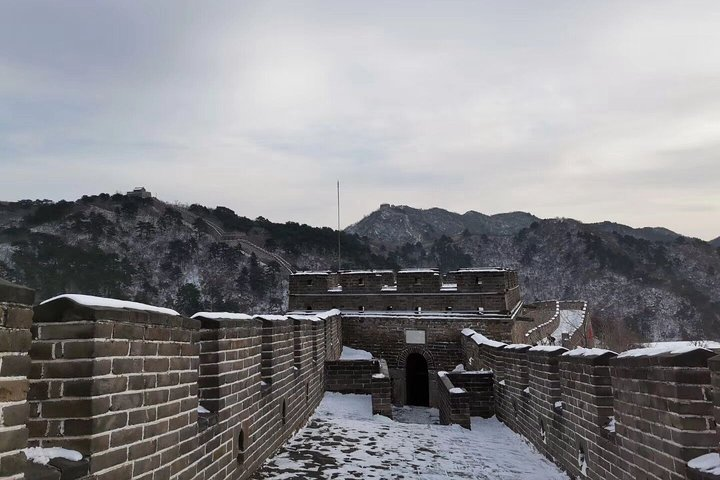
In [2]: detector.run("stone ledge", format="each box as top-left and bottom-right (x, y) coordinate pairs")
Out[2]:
(33, 299), (199, 330)
(193, 315), (262, 330)
(0, 278), (35, 306)
(689, 466), (720, 480)
(24, 456), (89, 480)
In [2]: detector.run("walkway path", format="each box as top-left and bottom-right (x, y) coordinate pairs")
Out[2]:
(253, 393), (568, 480)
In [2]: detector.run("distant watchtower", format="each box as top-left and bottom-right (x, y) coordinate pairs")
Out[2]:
(126, 186), (152, 199)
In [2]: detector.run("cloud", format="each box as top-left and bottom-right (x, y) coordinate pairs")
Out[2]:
(1, 1), (720, 239)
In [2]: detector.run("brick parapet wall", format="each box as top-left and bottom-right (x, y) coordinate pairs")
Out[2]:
(27, 299), (343, 480)
(526, 349), (566, 465)
(709, 356), (720, 453)
(290, 292), (515, 313)
(445, 371), (493, 418)
(437, 373), (470, 429)
(0, 280), (34, 480)
(325, 360), (378, 394)
(371, 360), (392, 418)
(458, 333), (719, 480)
(512, 300), (559, 344)
(28, 302), (201, 479)
(688, 355), (720, 480)
(560, 352), (627, 480)
(195, 317), (263, 415)
(343, 315), (513, 372)
(496, 346), (530, 431)
(611, 350), (717, 480)
(325, 358), (393, 419)
(323, 315), (342, 362)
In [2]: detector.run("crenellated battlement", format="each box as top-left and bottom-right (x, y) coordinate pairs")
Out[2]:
(445, 329), (720, 480)
(288, 267), (522, 314)
(0, 283), (343, 480)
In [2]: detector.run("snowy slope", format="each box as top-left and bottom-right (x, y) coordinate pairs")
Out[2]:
(254, 392), (569, 479)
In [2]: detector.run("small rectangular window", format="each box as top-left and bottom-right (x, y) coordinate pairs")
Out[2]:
(476, 277), (482, 285)
(414, 277), (420, 285)
(358, 278), (365, 286)
(307, 279), (314, 286)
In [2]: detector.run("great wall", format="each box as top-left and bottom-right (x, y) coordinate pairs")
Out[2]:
(1, 267), (719, 479)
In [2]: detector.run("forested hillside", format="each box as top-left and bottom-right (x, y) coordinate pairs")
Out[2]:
(0, 194), (391, 315)
(349, 204), (720, 341)
(1, 196), (718, 341)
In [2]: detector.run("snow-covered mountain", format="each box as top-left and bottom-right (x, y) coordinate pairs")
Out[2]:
(1, 195), (718, 342)
(0, 194), (388, 315)
(348, 205), (720, 342)
(346, 204), (539, 246)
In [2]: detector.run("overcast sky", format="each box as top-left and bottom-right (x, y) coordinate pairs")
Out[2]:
(1, 1), (719, 239)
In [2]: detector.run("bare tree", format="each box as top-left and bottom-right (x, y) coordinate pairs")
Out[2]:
(593, 315), (641, 353)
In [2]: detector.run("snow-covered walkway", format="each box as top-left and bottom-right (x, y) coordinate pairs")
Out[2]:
(252, 393), (568, 479)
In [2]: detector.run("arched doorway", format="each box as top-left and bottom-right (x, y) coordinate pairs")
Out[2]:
(406, 353), (429, 406)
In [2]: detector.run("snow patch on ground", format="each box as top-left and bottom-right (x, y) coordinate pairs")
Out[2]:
(340, 346), (373, 360)
(253, 392), (569, 479)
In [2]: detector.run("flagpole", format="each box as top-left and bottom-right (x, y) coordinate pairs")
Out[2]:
(337, 180), (341, 273)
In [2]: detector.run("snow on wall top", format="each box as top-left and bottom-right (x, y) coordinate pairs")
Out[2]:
(285, 309), (340, 321)
(463, 328), (507, 348)
(452, 268), (508, 273)
(253, 314), (288, 321)
(340, 346), (373, 360)
(504, 343), (532, 350)
(525, 301), (561, 338)
(23, 447), (83, 465)
(398, 268), (439, 274)
(286, 314), (322, 322)
(191, 312), (253, 321)
(688, 453), (720, 476)
(642, 341), (720, 350)
(40, 294), (179, 316)
(340, 270), (394, 275)
(292, 271), (330, 276)
(562, 347), (616, 358)
(528, 345), (567, 353)
(617, 344), (714, 358)
(315, 309), (341, 319)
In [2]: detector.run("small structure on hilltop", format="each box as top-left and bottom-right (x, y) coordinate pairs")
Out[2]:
(126, 186), (152, 198)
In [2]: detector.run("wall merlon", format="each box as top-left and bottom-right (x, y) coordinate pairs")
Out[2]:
(0, 279), (34, 480)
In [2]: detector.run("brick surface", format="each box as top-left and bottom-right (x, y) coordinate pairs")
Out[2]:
(0, 279), (34, 480)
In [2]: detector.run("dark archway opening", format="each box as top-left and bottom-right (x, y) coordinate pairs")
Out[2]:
(406, 353), (429, 406)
